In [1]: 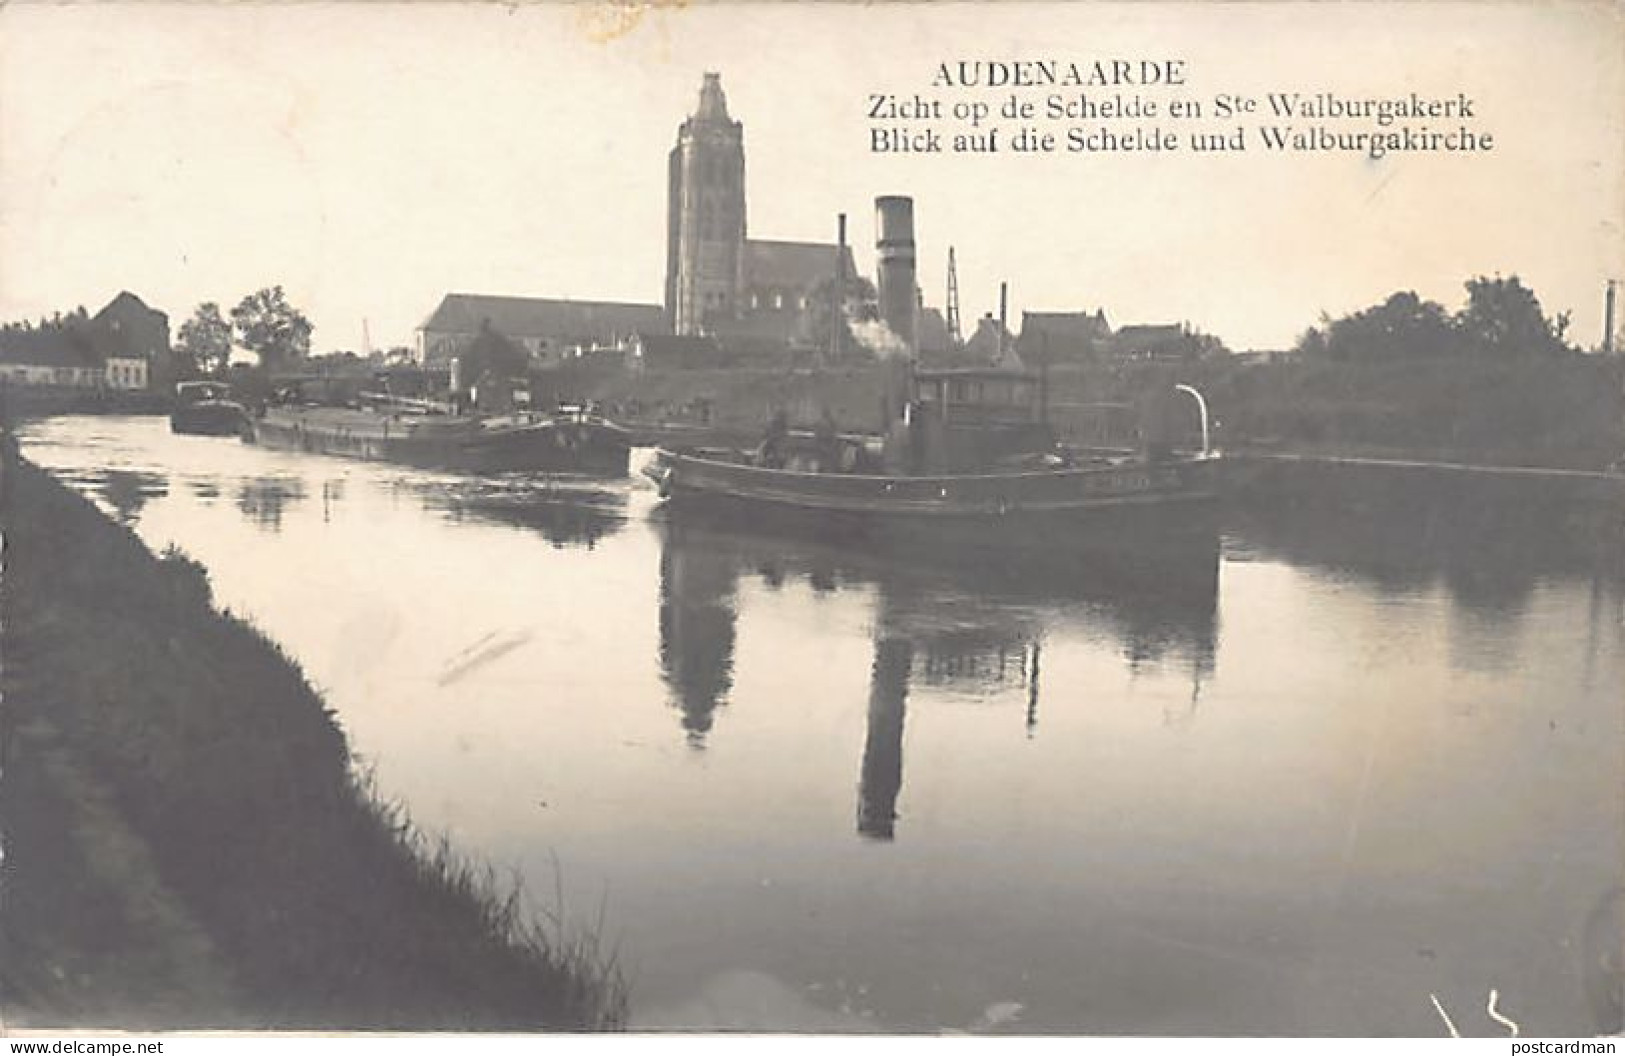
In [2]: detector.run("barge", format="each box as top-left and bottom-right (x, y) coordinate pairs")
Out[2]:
(248, 399), (631, 476)
(170, 381), (249, 437)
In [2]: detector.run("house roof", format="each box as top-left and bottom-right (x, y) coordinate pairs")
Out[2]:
(965, 314), (1013, 351)
(0, 328), (101, 368)
(1115, 323), (1185, 345)
(917, 306), (951, 352)
(1020, 310), (1112, 342)
(421, 294), (665, 341)
(744, 240), (857, 293)
(93, 291), (166, 325)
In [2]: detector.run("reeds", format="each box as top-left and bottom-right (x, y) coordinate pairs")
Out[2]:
(1, 452), (625, 1029)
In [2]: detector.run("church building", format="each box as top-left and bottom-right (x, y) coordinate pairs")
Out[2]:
(665, 73), (855, 346)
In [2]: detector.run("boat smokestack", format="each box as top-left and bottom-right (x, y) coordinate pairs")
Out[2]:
(875, 196), (917, 357)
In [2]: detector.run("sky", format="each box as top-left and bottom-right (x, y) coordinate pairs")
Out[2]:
(2, 1), (1622, 353)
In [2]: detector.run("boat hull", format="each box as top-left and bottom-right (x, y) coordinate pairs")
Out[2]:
(648, 449), (1224, 573)
(249, 409), (631, 475)
(170, 402), (248, 437)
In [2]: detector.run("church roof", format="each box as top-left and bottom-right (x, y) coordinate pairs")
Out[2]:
(744, 240), (856, 293)
(420, 294), (665, 341)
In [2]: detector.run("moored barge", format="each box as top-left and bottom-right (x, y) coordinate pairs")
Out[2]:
(170, 381), (249, 436)
(249, 400), (631, 476)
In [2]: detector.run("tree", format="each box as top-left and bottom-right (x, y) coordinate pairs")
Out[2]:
(1185, 326), (1231, 359)
(1310, 290), (1459, 361)
(1455, 275), (1570, 357)
(1297, 289), (1469, 361)
(231, 286), (312, 369)
(176, 302), (234, 376)
(1294, 325), (1330, 359)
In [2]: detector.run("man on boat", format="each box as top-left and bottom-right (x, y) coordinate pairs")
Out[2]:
(758, 408), (790, 468)
(1136, 371), (1180, 464)
(814, 408), (842, 473)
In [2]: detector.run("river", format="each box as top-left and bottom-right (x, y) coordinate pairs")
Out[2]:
(16, 415), (1624, 1036)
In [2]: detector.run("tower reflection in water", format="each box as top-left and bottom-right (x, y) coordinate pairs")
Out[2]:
(656, 523), (740, 747)
(654, 513), (1221, 835)
(857, 637), (912, 840)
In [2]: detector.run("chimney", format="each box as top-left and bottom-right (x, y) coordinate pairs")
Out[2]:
(875, 196), (917, 357)
(997, 281), (1008, 361)
(833, 213), (847, 360)
(1606, 279), (1617, 355)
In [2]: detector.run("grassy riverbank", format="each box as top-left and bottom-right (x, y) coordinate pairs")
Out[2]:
(0, 447), (624, 1029)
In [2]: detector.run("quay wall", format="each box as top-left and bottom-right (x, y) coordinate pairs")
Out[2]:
(0, 385), (168, 420)
(1224, 451), (1625, 575)
(556, 355), (1625, 473)
(0, 441), (623, 1029)
(1230, 451), (1625, 508)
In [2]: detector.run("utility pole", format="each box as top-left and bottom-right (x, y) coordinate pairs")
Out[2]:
(1605, 279), (1617, 356)
(832, 213), (847, 362)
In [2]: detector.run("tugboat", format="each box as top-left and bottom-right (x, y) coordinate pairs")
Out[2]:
(169, 380), (249, 436)
(644, 364), (1221, 558)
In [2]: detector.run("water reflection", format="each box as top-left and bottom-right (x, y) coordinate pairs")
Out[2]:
(1232, 491), (1622, 589)
(857, 637), (911, 841)
(188, 479), (221, 503)
(657, 522), (739, 747)
(654, 507), (1224, 838)
(321, 479), (346, 524)
(869, 537), (1217, 695)
(100, 468), (167, 524)
(1025, 642), (1041, 735)
(236, 477), (305, 531)
(1229, 492), (1623, 676)
(407, 478), (627, 549)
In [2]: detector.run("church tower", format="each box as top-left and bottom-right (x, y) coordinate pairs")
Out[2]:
(666, 73), (747, 336)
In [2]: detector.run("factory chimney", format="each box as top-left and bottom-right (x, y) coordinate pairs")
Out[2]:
(875, 196), (918, 357)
